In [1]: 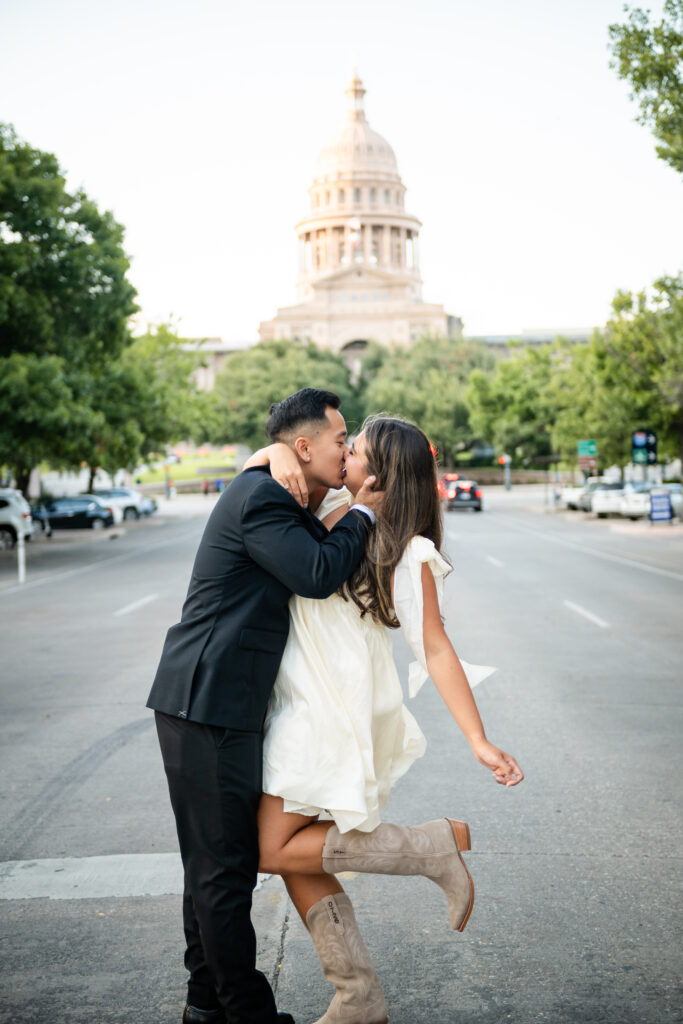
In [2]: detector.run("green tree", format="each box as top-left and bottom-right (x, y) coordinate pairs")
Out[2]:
(75, 324), (208, 488)
(466, 344), (556, 464)
(0, 124), (138, 490)
(208, 339), (358, 449)
(0, 353), (96, 489)
(609, 0), (683, 175)
(551, 278), (683, 473)
(365, 336), (494, 464)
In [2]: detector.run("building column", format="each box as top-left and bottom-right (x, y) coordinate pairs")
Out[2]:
(363, 223), (372, 265)
(382, 225), (391, 266)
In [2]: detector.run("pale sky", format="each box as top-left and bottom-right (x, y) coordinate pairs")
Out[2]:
(2, 0), (681, 340)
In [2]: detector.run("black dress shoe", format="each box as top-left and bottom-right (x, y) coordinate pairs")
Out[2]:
(277, 1014), (295, 1023)
(182, 1005), (224, 1023)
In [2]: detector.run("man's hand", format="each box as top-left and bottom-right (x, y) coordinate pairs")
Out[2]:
(354, 476), (384, 515)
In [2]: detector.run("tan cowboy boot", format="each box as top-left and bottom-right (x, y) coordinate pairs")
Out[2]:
(322, 818), (474, 932)
(306, 892), (389, 1024)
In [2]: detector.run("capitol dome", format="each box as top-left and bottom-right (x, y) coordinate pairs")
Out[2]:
(313, 72), (400, 182)
(258, 73), (459, 353)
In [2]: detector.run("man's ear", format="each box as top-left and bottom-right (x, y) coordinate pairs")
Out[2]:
(294, 436), (311, 463)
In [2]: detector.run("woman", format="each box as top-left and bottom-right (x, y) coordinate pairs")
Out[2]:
(246, 416), (523, 1024)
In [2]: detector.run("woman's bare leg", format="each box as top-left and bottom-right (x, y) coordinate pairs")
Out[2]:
(258, 793), (333, 875)
(284, 871), (344, 922)
(258, 794), (343, 919)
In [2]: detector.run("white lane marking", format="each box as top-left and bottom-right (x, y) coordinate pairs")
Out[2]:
(563, 600), (609, 629)
(503, 517), (683, 583)
(487, 555), (504, 568)
(0, 527), (196, 597)
(0, 854), (271, 900)
(113, 593), (159, 617)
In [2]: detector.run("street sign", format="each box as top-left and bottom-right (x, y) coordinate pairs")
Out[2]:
(577, 440), (597, 457)
(650, 489), (672, 522)
(578, 456), (597, 471)
(632, 430), (657, 465)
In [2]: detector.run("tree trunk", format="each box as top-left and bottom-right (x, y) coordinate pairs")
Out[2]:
(14, 467), (31, 496)
(88, 466), (96, 492)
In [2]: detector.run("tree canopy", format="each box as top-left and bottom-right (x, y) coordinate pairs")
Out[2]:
(365, 336), (494, 464)
(0, 126), (207, 490)
(208, 339), (361, 450)
(609, 0), (683, 175)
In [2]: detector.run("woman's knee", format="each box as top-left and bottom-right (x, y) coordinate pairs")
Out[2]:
(257, 841), (283, 874)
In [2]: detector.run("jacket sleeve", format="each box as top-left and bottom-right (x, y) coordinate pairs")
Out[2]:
(242, 481), (369, 598)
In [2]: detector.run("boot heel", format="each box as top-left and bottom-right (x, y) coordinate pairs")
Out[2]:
(448, 819), (471, 852)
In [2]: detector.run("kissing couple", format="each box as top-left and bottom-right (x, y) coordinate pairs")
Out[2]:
(148, 387), (523, 1024)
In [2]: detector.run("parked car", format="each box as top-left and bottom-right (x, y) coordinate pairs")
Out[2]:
(663, 483), (682, 517)
(578, 479), (613, 512)
(31, 496), (114, 530)
(591, 483), (626, 518)
(0, 488), (34, 549)
(140, 495), (158, 516)
(622, 483), (682, 519)
(444, 478), (483, 512)
(619, 482), (656, 520)
(79, 493), (123, 524)
(559, 484), (585, 510)
(91, 487), (147, 521)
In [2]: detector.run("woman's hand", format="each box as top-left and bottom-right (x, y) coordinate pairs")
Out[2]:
(470, 737), (524, 787)
(269, 443), (308, 507)
(244, 443), (309, 507)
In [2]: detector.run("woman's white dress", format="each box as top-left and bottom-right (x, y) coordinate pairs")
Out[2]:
(262, 488), (494, 833)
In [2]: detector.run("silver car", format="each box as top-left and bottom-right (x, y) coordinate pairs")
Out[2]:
(0, 488), (34, 550)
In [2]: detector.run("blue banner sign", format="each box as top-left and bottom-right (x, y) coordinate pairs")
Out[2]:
(650, 489), (672, 522)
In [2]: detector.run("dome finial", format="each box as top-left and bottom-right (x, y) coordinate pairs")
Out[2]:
(345, 69), (367, 122)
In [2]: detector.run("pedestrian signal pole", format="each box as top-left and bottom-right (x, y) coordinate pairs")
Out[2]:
(16, 531), (26, 584)
(498, 454), (511, 490)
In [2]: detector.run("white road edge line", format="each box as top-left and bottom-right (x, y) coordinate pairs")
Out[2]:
(487, 555), (504, 568)
(563, 599), (609, 629)
(0, 854), (272, 900)
(113, 593), (159, 617)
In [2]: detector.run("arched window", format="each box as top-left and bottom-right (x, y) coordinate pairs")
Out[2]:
(338, 188), (345, 204)
(354, 187), (361, 204)
(370, 187), (376, 204)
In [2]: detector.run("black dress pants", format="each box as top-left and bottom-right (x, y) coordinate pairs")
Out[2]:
(155, 711), (279, 1024)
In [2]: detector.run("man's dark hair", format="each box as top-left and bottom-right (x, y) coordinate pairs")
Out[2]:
(265, 388), (341, 443)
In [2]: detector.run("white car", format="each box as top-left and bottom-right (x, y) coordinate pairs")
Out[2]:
(0, 488), (34, 549)
(559, 485), (585, 509)
(621, 483), (681, 519)
(591, 483), (625, 518)
(91, 487), (147, 521)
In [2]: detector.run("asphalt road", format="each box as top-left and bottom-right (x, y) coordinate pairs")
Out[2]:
(1, 490), (681, 1024)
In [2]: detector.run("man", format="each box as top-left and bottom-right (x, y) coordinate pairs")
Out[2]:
(148, 389), (381, 1024)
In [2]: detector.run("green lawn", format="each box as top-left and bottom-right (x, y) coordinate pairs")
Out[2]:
(135, 451), (237, 485)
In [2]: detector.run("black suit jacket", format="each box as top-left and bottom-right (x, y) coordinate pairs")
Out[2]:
(147, 467), (369, 730)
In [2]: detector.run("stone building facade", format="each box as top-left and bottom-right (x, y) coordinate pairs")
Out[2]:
(259, 73), (459, 353)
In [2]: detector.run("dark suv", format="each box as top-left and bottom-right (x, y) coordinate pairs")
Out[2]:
(440, 474), (483, 512)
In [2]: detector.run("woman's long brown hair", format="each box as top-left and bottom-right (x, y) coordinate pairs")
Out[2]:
(342, 415), (446, 628)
